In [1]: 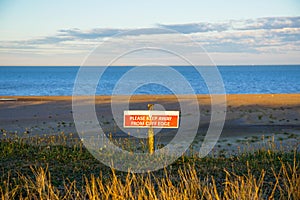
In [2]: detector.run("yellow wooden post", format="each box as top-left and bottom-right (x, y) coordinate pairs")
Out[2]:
(148, 104), (154, 154)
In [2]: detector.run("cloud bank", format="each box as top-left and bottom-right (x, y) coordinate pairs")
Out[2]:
(1, 16), (299, 65)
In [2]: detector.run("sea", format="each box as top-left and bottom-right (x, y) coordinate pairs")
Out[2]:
(0, 65), (299, 96)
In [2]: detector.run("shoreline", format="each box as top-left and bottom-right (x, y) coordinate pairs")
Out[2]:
(1, 93), (300, 104)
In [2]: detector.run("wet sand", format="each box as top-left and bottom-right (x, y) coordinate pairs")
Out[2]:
(1, 94), (300, 153)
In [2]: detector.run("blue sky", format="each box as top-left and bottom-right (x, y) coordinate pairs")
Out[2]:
(0, 0), (300, 65)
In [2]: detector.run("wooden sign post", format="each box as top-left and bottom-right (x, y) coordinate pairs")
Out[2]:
(147, 104), (155, 154)
(123, 107), (179, 154)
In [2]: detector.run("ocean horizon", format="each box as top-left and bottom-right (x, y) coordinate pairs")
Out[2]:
(0, 65), (299, 96)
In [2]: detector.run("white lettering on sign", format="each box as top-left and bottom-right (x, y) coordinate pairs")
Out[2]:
(123, 110), (179, 128)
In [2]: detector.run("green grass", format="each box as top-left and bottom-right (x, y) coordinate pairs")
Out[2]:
(0, 134), (299, 199)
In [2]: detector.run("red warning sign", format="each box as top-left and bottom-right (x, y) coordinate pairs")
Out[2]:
(124, 110), (179, 128)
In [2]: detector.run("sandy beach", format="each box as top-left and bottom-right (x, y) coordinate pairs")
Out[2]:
(1, 94), (300, 153)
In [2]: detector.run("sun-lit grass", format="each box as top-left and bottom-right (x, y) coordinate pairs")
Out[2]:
(0, 133), (299, 199)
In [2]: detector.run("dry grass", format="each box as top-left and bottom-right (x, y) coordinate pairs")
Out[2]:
(1, 160), (299, 199)
(0, 133), (299, 199)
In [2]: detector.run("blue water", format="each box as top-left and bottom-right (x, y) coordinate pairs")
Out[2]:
(0, 66), (299, 95)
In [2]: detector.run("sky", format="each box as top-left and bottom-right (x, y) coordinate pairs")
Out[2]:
(0, 0), (300, 66)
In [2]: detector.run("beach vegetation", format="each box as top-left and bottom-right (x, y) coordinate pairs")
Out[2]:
(0, 133), (299, 199)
